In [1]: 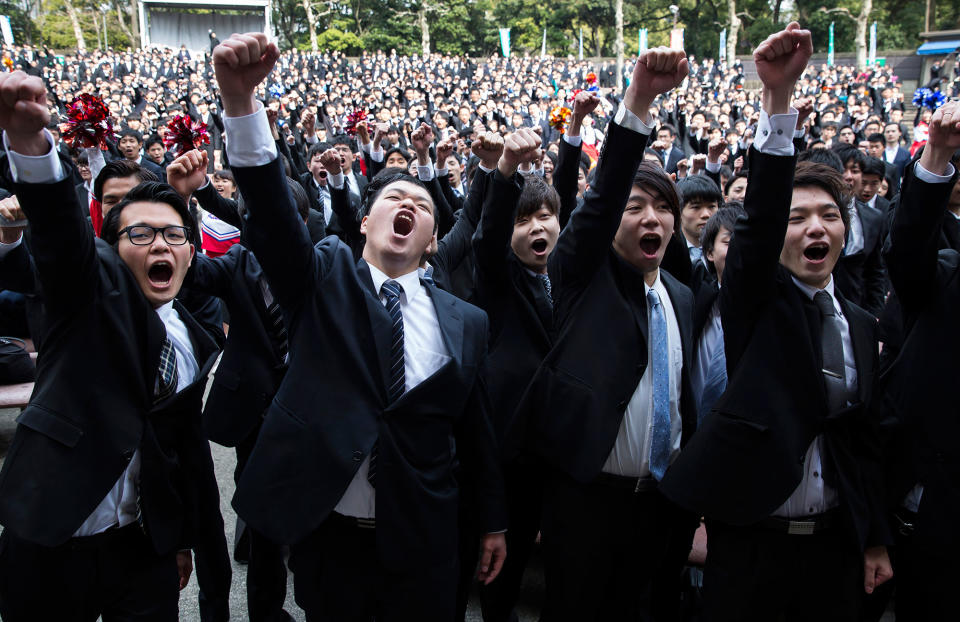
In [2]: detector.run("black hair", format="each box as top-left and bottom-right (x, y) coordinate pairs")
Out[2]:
(723, 170), (748, 196)
(797, 148), (844, 173)
(578, 151), (591, 176)
(331, 134), (354, 151)
(94, 159), (159, 202)
(793, 161), (851, 235)
(118, 128), (144, 144)
(658, 123), (677, 138)
(308, 141), (333, 160)
(643, 148), (665, 167)
(834, 145), (867, 170)
(362, 168), (434, 221)
(101, 182), (195, 246)
(700, 205), (745, 259)
(144, 134), (164, 150)
(516, 175), (560, 220)
(632, 162), (682, 237)
(861, 156), (886, 178)
(383, 146), (412, 165)
(676, 174), (722, 208)
(866, 133), (885, 145)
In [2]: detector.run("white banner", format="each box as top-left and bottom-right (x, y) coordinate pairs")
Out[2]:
(0, 17), (13, 47)
(541, 28), (546, 58)
(499, 28), (511, 59)
(578, 27), (583, 60)
(670, 28), (684, 51)
(719, 28), (727, 60)
(639, 28), (648, 53)
(868, 22), (877, 66)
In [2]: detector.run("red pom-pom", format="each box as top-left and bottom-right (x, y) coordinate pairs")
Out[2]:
(344, 109), (368, 136)
(568, 89), (583, 103)
(59, 94), (115, 150)
(163, 114), (210, 157)
(549, 106), (572, 132)
(585, 72), (598, 85)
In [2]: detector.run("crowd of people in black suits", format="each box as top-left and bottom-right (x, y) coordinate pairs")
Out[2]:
(0, 20), (958, 622)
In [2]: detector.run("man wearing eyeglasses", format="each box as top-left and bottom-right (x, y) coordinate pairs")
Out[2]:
(0, 71), (221, 622)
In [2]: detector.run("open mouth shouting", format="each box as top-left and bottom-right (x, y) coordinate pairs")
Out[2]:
(530, 238), (549, 257)
(638, 233), (662, 259)
(147, 260), (174, 289)
(393, 209), (415, 238)
(803, 242), (830, 264)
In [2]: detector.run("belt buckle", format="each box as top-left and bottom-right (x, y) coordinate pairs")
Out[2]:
(787, 520), (816, 536)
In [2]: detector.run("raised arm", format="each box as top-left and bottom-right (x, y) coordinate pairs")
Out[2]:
(213, 33), (317, 308)
(720, 23), (811, 329)
(548, 48), (687, 297)
(554, 91), (599, 230)
(0, 70), (98, 307)
(885, 101), (960, 311)
(167, 149), (243, 231)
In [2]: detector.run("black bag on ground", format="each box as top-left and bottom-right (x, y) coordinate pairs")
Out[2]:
(0, 337), (35, 384)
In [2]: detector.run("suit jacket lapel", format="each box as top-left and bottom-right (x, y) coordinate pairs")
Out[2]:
(357, 259), (393, 398)
(838, 294), (873, 404)
(858, 200), (883, 253)
(426, 282), (463, 366)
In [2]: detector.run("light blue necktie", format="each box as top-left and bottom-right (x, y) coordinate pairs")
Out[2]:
(698, 339), (727, 424)
(689, 245), (703, 264)
(647, 289), (672, 481)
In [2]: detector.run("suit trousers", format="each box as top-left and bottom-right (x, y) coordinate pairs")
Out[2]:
(702, 520), (862, 622)
(539, 469), (696, 622)
(0, 524), (179, 621)
(890, 511), (953, 622)
(479, 456), (545, 622)
(235, 426), (292, 622)
(190, 423), (232, 622)
(289, 512), (458, 622)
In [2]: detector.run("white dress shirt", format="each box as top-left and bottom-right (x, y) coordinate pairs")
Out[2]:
(846, 198), (865, 256)
(774, 276), (855, 518)
(309, 175), (334, 224)
(334, 265), (451, 519)
(602, 274), (683, 478)
(692, 297), (723, 406)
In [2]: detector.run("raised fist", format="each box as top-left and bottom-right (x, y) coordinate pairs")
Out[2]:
(0, 71), (51, 155)
(707, 139), (728, 163)
(165, 149), (210, 201)
(410, 124), (434, 157)
(472, 132), (504, 170)
(572, 90), (601, 119)
(356, 120), (370, 145)
(319, 147), (342, 175)
(300, 110), (316, 134)
(691, 153), (707, 173)
(435, 139), (454, 168)
(212, 33), (281, 117)
(625, 48), (689, 121)
(499, 127), (541, 177)
(754, 23), (813, 111)
(0, 195), (25, 244)
(919, 100), (960, 176)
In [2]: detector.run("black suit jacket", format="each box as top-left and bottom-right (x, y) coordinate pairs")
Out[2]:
(663, 145), (685, 174)
(660, 149), (888, 551)
(553, 136), (583, 231)
(513, 121), (698, 481)
(472, 171), (553, 451)
(833, 198), (888, 317)
(298, 171), (354, 244)
(230, 157), (506, 571)
(0, 175), (219, 555)
(189, 247), (286, 447)
(882, 161), (960, 554)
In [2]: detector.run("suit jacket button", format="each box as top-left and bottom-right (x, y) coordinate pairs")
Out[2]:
(353, 451), (363, 462)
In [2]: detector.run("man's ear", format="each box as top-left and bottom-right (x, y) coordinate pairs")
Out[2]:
(359, 214), (369, 236)
(188, 243), (195, 266)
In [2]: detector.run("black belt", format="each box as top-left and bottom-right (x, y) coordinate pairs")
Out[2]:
(329, 511), (376, 530)
(595, 472), (658, 493)
(757, 509), (839, 535)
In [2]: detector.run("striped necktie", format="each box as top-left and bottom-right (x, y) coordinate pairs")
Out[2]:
(154, 336), (179, 403)
(368, 279), (405, 487)
(537, 273), (553, 306)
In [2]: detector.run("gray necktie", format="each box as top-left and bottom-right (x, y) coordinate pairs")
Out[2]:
(813, 290), (846, 414)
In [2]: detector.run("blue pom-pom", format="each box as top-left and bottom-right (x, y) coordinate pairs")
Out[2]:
(927, 90), (947, 110)
(268, 83), (285, 98)
(912, 87), (931, 108)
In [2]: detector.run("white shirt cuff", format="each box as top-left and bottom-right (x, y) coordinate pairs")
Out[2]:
(563, 133), (582, 147)
(915, 161), (956, 184)
(705, 160), (721, 173)
(418, 162), (435, 182)
(0, 234), (23, 259)
(198, 178), (210, 191)
(435, 166), (448, 178)
(753, 108), (799, 156)
(3, 129), (64, 184)
(359, 140), (371, 154)
(370, 148), (384, 163)
(793, 128), (806, 139)
(223, 103), (278, 168)
(478, 163), (494, 174)
(85, 146), (107, 181)
(329, 171), (345, 189)
(613, 103), (654, 135)
(304, 133), (318, 145)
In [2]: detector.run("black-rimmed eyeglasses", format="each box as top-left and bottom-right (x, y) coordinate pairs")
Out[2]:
(118, 225), (191, 246)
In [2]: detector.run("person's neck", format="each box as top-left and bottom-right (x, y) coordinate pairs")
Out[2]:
(950, 205), (960, 218)
(363, 249), (419, 280)
(643, 267), (659, 287)
(683, 232), (699, 248)
(886, 140), (898, 149)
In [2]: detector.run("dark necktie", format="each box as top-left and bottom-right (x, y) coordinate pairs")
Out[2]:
(368, 280), (405, 487)
(537, 273), (553, 306)
(264, 284), (289, 363)
(647, 289), (672, 480)
(813, 290), (847, 414)
(154, 336), (179, 403)
(422, 266), (435, 286)
(315, 185), (328, 232)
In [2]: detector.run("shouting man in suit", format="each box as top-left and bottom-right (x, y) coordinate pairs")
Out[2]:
(212, 33), (507, 621)
(660, 23), (893, 621)
(516, 47), (699, 621)
(0, 71), (220, 620)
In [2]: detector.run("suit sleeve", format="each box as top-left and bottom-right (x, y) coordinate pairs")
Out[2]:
(329, 183), (362, 249)
(437, 175), (465, 215)
(472, 170), (524, 305)
(432, 170), (489, 278)
(860, 227), (888, 317)
(548, 120), (649, 306)
(194, 181), (242, 230)
(186, 247), (241, 301)
(719, 148), (798, 360)
(884, 162), (959, 314)
(553, 137), (582, 231)
(423, 175), (456, 240)
(0, 240), (39, 294)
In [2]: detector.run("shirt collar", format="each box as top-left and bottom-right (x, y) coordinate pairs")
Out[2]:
(155, 300), (175, 323)
(368, 263), (423, 304)
(791, 274), (843, 317)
